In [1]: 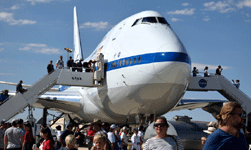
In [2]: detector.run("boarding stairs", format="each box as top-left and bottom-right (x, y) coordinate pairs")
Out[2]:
(187, 74), (251, 125)
(0, 54), (104, 121)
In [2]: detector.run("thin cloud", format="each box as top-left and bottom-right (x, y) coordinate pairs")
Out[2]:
(0, 73), (14, 75)
(166, 8), (196, 15)
(27, 0), (70, 5)
(203, 1), (236, 13)
(203, 16), (211, 21)
(10, 5), (21, 10)
(192, 63), (231, 71)
(80, 21), (110, 31)
(171, 18), (182, 22)
(182, 3), (190, 6)
(0, 12), (36, 25)
(244, 19), (251, 22)
(203, 18), (211, 21)
(0, 48), (4, 52)
(19, 43), (62, 54)
(27, 0), (53, 5)
(237, 0), (251, 8)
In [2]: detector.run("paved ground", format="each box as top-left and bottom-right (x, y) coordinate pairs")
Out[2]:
(78, 147), (88, 150)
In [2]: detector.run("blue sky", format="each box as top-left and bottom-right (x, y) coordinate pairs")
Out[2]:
(0, 0), (251, 123)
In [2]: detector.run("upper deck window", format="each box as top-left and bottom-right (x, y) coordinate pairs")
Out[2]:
(142, 17), (157, 23)
(157, 17), (170, 25)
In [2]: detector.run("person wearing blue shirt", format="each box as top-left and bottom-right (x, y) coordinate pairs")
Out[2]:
(232, 79), (240, 89)
(0, 91), (4, 104)
(0, 90), (9, 104)
(203, 102), (248, 150)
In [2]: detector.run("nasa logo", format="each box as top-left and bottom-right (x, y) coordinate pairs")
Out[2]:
(72, 77), (82, 80)
(199, 79), (207, 88)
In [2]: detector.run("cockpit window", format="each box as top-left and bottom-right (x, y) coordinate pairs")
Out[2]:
(157, 17), (170, 25)
(142, 17), (157, 23)
(132, 19), (139, 27)
(132, 16), (169, 27)
(132, 18), (143, 27)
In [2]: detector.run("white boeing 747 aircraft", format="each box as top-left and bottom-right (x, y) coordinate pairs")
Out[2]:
(1, 7), (223, 124)
(38, 7), (191, 124)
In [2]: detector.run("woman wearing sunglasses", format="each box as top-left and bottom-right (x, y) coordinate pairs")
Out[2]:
(143, 116), (184, 150)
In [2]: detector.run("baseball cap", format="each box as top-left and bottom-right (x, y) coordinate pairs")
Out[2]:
(110, 124), (118, 129)
(11, 119), (17, 124)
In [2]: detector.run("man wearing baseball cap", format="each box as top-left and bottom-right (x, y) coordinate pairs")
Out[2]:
(92, 119), (107, 137)
(107, 124), (118, 150)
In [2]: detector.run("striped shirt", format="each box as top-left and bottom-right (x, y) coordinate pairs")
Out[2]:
(143, 135), (184, 150)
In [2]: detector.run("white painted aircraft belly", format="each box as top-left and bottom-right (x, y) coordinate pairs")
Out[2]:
(76, 61), (190, 123)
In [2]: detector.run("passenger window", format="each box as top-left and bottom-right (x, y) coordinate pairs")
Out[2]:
(142, 17), (157, 23)
(120, 60), (122, 66)
(123, 59), (125, 66)
(111, 63), (113, 68)
(126, 58), (129, 65)
(129, 58), (132, 64)
(116, 61), (119, 67)
(114, 62), (116, 68)
(109, 63), (111, 69)
(134, 57), (137, 64)
(157, 17), (170, 25)
(138, 56), (141, 63)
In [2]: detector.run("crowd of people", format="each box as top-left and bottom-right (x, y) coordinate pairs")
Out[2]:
(192, 65), (224, 77)
(47, 56), (95, 74)
(0, 119), (34, 150)
(0, 102), (250, 150)
(192, 65), (241, 89)
(0, 55), (95, 105)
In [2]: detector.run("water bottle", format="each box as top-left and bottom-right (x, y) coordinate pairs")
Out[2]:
(32, 144), (37, 150)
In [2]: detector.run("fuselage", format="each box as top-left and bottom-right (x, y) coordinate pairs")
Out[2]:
(43, 10), (191, 124)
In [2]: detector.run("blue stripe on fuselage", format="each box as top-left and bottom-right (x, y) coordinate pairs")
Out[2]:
(106, 52), (190, 71)
(58, 52), (190, 92)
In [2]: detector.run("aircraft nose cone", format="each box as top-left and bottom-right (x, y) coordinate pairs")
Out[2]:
(152, 44), (191, 85)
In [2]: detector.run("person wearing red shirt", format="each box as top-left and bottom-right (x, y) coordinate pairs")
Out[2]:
(41, 128), (54, 150)
(87, 125), (95, 150)
(22, 123), (33, 150)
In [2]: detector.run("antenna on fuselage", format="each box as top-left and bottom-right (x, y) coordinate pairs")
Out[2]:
(73, 6), (83, 63)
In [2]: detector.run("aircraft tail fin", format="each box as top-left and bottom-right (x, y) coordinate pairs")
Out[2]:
(73, 6), (83, 62)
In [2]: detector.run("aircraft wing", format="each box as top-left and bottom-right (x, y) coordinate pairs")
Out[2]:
(171, 98), (228, 118)
(0, 81), (59, 92)
(172, 99), (228, 111)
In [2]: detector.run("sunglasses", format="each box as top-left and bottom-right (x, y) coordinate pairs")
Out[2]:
(231, 113), (246, 118)
(237, 113), (246, 118)
(154, 123), (166, 127)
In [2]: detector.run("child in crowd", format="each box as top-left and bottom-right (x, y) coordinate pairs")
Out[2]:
(91, 132), (107, 150)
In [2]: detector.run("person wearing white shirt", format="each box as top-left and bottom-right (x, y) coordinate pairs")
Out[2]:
(107, 124), (118, 150)
(138, 126), (144, 147)
(131, 128), (140, 150)
(120, 127), (128, 150)
(143, 116), (184, 150)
